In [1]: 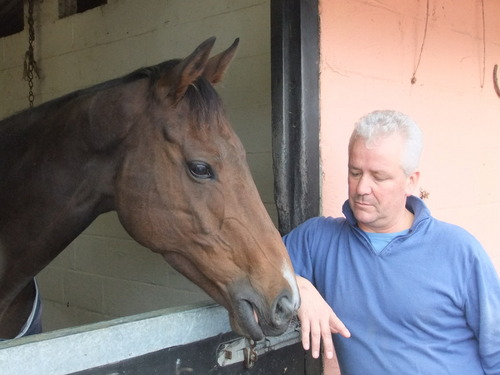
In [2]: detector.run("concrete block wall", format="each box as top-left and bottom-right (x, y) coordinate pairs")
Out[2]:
(0, 0), (274, 331)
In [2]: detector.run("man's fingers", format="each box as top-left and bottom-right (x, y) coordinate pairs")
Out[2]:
(321, 324), (335, 359)
(300, 317), (311, 351)
(295, 276), (350, 360)
(303, 317), (337, 359)
(309, 320), (322, 358)
(330, 312), (351, 338)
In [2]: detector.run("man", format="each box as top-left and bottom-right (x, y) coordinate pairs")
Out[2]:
(284, 110), (500, 374)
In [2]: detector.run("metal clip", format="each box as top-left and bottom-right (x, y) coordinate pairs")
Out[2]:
(243, 339), (258, 369)
(216, 321), (301, 368)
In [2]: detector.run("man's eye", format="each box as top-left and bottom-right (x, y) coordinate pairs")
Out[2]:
(349, 170), (361, 177)
(187, 161), (214, 179)
(373, 174), (389, 182)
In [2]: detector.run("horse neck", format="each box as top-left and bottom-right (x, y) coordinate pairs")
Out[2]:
(0, 97), (117, 292)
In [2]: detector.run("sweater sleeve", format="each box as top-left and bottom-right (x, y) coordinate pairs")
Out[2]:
(282, 217), (324, 282)
(463, 242), (500, 374)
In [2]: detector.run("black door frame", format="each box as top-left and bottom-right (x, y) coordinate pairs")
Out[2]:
(271, 0), (320, 235)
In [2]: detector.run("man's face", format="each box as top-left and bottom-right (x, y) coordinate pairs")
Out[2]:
(347, 134), (419, 233)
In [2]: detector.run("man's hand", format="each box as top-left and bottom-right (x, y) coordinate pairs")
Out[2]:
(296, 275), (351, 359)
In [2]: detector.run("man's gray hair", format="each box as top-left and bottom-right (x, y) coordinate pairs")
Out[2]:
(349, 110), (424, 175)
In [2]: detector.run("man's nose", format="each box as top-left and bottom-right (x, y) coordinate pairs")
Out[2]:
(356, 175), (372, 195)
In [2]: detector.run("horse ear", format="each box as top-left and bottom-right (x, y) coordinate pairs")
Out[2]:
(203, 38), (239, 84)
(160, 37), (217, 100)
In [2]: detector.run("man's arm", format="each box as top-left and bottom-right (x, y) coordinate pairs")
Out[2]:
(296, 275), (351, 359)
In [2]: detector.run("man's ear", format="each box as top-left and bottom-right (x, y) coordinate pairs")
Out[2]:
(405, 170), (420, 196)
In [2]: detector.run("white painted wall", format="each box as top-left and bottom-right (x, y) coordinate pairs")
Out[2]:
(0, 0), (273, 331)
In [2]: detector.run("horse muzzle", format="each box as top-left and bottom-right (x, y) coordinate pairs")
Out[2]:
(229, 282), (299, 341)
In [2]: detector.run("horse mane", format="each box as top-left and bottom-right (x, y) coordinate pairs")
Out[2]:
(0, 58), (225, 131)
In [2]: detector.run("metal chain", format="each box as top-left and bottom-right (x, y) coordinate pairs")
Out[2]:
(23, 0), (39, 108)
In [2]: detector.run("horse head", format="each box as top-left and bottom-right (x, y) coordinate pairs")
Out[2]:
(91, 38), (299, 340)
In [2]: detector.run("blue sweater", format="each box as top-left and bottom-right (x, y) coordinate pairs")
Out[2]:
(284, 196), (500, 374)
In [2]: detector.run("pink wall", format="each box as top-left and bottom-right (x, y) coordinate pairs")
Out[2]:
(319, 0), (500, 272)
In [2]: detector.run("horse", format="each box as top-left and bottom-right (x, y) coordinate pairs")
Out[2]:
(0, 37), (300, 341)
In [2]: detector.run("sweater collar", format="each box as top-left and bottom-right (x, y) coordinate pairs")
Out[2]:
(342, 195), (431, 231)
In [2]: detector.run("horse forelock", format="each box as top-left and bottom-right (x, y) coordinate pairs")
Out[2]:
(183, 78), (226, 129)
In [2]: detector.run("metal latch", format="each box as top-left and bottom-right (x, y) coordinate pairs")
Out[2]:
(216, 323), (301, 368)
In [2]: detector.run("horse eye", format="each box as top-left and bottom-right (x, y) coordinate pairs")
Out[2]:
(187, 161), (214, 180)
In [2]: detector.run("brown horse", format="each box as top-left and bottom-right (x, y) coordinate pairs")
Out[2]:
(0, 38), (299, 341)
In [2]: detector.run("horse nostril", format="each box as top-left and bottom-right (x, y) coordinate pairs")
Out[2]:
(273, 292), (295, 326)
